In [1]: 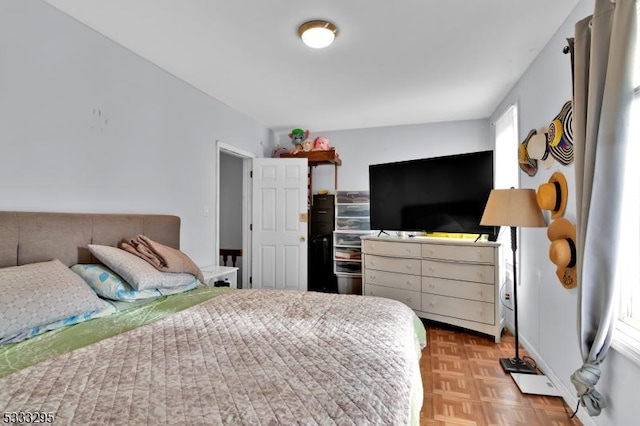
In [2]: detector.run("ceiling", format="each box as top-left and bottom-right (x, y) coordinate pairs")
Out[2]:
(42, 0), (579, 133)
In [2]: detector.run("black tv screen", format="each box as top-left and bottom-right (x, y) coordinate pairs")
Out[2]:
(369, 150), (497, 240)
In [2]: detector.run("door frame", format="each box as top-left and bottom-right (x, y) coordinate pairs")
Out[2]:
(215, 140), (255, 288)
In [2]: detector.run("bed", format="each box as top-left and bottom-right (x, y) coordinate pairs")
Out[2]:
(0, 211), (426, 425)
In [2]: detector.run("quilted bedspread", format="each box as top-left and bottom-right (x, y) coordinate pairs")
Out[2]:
(0, 290), (423, 425)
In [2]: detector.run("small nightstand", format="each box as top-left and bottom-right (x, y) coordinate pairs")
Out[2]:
(200, 265), (239, 289)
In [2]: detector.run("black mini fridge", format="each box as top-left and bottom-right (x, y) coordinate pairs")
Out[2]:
(308, 234), (338, 293)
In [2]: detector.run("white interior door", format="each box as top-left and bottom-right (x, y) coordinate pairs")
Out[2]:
(251, 158), (308, 290)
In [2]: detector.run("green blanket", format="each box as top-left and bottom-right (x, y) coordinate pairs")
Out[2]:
(1, 287), (427, 383)
(0, 286), (232, 379)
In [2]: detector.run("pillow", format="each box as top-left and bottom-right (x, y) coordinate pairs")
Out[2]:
(0, 259), (107, 340)
(0, 299), (115, 345)
(71, 264), (199, 301)
(88, 245), (197, 291)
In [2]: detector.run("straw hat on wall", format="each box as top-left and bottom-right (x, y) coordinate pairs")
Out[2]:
(547, 101), (574, 165)
(537, 171), (568, 219)
(519, 129), (538, 177)
(547, 218), (577, 289)
(527, 126), (555, 169)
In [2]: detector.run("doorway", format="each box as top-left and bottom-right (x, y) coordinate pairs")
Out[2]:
(216, 141), (254, 289)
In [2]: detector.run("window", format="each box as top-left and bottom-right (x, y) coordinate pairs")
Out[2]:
(493, 104), (519, 298)
(494, 105), (519, 190)
(613, 4), (640, 364)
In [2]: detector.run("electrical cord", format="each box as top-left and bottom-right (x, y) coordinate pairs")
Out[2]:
(517, 358), (581, 421)
(562, 399), (580, 420)
(522, 355), (537, 370)
(570, 401), (580, 418)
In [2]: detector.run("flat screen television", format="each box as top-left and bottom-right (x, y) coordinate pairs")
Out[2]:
(369, 150), (497, 241)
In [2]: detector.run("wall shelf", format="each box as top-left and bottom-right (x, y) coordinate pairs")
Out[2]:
(279, 148), (342, 166)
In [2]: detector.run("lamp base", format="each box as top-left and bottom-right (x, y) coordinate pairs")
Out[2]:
(499, 357), (537, 375)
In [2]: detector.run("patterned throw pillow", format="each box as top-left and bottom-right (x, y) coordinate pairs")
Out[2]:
(0, 259), (107, 340)
(88, 245), (196, 291)
(71, 264), (198, 301)
(0, 300), (115, 345)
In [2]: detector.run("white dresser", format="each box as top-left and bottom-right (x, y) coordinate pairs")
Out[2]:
(361, 235), (503, 342)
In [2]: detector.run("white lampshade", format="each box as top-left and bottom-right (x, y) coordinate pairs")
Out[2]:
(298, 20), (338, 49)
(480, 188), (546, 228)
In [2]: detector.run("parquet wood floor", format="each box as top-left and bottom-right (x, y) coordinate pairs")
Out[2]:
(419, 321), (582, 426)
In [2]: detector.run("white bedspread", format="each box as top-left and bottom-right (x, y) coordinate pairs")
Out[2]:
(0, 290), (424, 425)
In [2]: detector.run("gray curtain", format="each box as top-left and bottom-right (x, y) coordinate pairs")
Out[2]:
(571, 0), (637, 417)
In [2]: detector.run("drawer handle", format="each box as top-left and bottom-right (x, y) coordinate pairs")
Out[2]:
(428, 267), (435, 273)
(429, 284), (435, 289)
(429, 302), (435, 308)
(406, 265), (413, 271)
(406, 298), (412, 303)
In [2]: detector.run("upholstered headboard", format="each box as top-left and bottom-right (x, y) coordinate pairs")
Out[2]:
(0, 212), (180, 268)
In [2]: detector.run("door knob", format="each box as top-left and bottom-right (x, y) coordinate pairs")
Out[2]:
(300, 236), (306, 242)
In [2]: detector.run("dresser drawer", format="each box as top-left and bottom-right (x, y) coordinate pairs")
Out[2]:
(334, 232), (364, 247)
(336, 191), (369, 203)
(365, 255), (421, 275)
(365, 269), (421, 292)
(364, 284), (421, 311)
(422, 259), (494, 284)
(337, 204), (370, 217)
(422, 276), (494, 303)
(335, 260), (362, 275)
(422, 243), (495, 264)
(421, 294), (494, 324)
(312, 194), (335, 208)
(311, 208), (334, 223)
(337, 217), (370, 230)
(362, 240), (421, 257)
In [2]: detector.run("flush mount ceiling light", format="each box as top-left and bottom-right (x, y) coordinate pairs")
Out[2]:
(298, 20), (338, 49)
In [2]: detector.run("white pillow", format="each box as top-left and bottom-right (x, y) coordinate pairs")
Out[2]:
(88, 245), (196, 291)
(71, 264), (199, 301)
(0, 259), (107, 340)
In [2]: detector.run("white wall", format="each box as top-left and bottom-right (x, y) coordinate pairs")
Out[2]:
(491, 0), (640, 425)
(0, 0), (274, 267)
(275, 119), (491, 192)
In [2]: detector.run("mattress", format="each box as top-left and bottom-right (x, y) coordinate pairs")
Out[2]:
(0, 287), (426, 425)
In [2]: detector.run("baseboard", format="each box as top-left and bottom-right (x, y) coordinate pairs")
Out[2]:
(504, 322), (597, 426)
